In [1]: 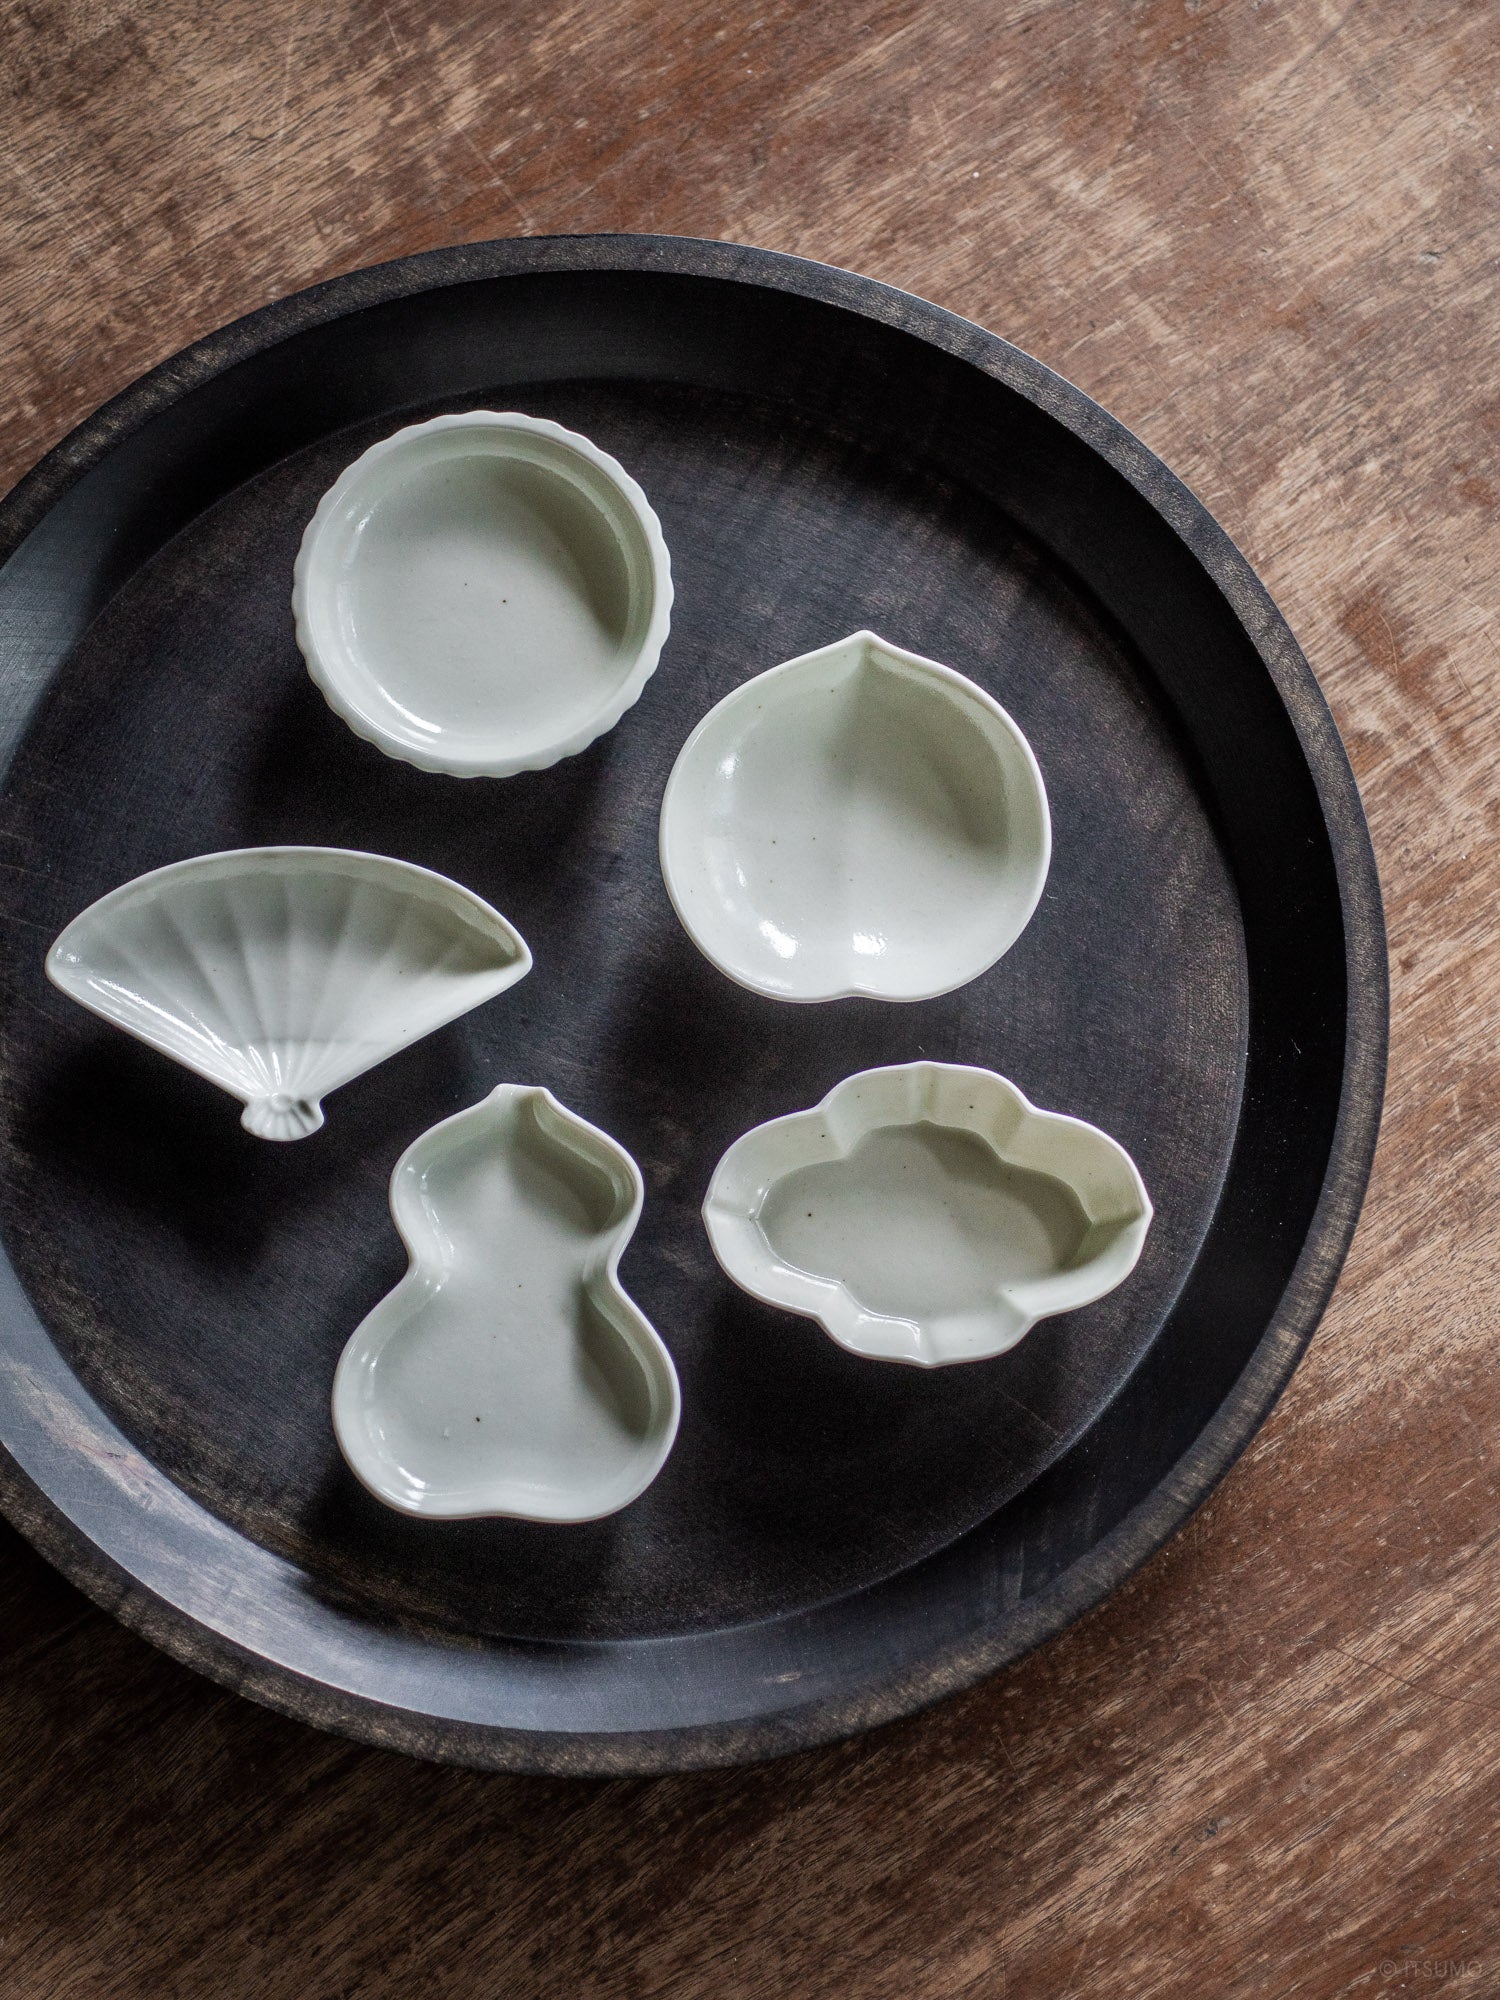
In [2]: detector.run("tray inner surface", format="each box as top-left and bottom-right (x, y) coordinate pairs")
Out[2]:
(0, 376), (1246, 1644)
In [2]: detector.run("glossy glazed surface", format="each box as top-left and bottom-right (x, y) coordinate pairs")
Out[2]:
(658, 630), (1050, 1002)
(294, 411), (673, 777)
(45, 847), (531, 1140)
(332, 1085), (680, 1521)
(705, 1063), (1152, 1365)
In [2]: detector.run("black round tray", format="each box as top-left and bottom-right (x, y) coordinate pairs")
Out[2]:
(0, 236), (1385, 1774)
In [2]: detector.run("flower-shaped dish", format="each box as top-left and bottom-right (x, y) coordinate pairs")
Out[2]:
(45, 847), (531, 1140)
(294, 411), (673, 778)
(333, 1085), (680, 1521)
(704, 1062), (1151, 1366)
(658, 630), (1050, 1003)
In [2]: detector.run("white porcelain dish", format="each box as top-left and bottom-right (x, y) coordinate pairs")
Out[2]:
(45, 847), (531, 1141)
(658, 630), (1050, 1003)
(332, 1084), (680, 1522)
(704, 1062), (1151, 1367)
(293, 411), (673, 778)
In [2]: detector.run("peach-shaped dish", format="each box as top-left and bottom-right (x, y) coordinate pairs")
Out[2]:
(704, 1062), (1151, 1366)
(332, 1085), (680, 1521)
(658, 630), (1050, 1002)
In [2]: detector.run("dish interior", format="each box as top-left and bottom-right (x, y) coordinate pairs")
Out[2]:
(762, 1125), (1093, 1320)
(315, 424), (651, 763)
(661, 633), (1049, 1001)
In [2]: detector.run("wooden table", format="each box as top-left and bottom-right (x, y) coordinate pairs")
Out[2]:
(2, 2), (1494, 1992)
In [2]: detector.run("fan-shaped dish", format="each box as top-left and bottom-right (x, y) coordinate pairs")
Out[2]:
(293, 411), (674, 778)
(332, 1085), (680, 1521)
(658, 630), (1050, 1003)
(45, 847), (531, 1141)
(704, 1062), (1152, 1366)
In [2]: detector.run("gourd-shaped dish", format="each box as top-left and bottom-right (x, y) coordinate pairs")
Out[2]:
(333, 1085), (680, 1521)
(704, 1062), (1152, 1366)
(294, 411), (674, 778)
(45, 848), (531, 1140)
(658, 630), (1050, 1002)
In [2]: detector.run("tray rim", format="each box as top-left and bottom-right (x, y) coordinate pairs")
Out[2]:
(0, 233), (1388, 1773)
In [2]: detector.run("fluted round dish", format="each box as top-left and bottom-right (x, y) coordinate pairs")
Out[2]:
(294, 411), (673, 778)
(659, 630), (1050, 1002)
(333, 1085), (680, 1521)
(45, 847), (532, 1140)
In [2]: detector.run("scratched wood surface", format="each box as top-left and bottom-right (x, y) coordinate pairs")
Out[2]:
(0, 1), (1494, 1994)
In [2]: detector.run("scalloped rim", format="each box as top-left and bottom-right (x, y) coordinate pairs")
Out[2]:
(292, 411), (674, 779)
(331, 1084), (681, 1521)
(704, 1061), (1153, 1366)
(658, 629), (1052, 1003)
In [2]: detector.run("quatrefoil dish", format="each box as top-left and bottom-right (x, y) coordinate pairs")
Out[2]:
(704, 1062), (1152, 1367)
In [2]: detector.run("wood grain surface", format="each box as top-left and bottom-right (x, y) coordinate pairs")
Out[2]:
(0, 0), (1493, 1994)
